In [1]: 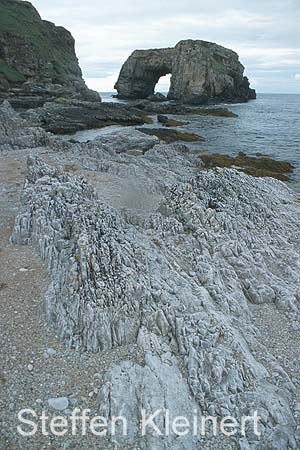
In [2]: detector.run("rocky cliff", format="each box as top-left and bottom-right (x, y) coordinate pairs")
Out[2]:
(0, 0), (100, 108)
(115, 39), (256, 104)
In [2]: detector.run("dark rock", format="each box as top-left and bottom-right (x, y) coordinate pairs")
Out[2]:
(136, 127), (204, 143)
(129, 100), (238, 118)
(146, 92), (167, 102)
(157, 115), (188, 127)
(22, 99), (148, 134)
(115, 39), (256, 104)
(186, 107), (238, 118)
(200, 153), (294, 181)
(0, 0), (100, 108)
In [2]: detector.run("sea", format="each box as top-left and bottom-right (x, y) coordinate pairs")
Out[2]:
(69, 92), (300, 188)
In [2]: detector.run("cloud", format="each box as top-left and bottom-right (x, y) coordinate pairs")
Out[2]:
(30, 0), (300, 93)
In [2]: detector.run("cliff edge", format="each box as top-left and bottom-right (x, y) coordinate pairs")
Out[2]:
(0, 0), (100, 108)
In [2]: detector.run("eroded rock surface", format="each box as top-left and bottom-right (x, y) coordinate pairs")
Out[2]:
(0, 100), (51, 150)
(11, 123), (300, 449)
(115, 39), (256, 104)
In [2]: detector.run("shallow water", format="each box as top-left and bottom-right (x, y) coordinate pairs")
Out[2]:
(66, 93), (300, 187)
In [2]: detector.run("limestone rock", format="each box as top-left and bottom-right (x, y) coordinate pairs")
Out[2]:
(115, 39), (256, 104)
(91, 127), (159, 153)
(11, 136), (299, 449)
(0, 100), (51, 150)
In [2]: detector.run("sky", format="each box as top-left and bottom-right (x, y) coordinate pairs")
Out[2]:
(30, 0), (300, 94)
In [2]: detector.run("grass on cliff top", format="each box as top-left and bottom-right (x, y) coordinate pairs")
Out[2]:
(0, 0), (80, 82)
(137, 127), (205, 143)
(200, 153), (294, 181)
(186, 108), (238, 118)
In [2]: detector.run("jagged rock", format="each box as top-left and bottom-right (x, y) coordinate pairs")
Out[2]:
(115, 39), (256, 104)
(22, 99), (149, 134)
(11, 138), (300, 448)
(0, 0), (100, 108)
(91, 128), (159, 154)
(0, 100), (51, 150)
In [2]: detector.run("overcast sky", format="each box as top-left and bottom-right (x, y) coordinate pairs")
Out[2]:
(30, 0), (300, 94)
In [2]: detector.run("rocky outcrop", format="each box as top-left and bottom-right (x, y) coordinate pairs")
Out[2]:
(0, 0), (100, 108)
(115, 39), (256, 104)
(22, 99), (151, 134)
(0, 100), (51, 150)
(11, 124), (300, 448)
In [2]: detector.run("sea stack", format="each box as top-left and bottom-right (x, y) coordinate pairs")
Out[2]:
(115, 39), (256, 104)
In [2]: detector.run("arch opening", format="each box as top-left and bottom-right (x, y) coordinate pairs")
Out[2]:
(155, 73), (171, 97)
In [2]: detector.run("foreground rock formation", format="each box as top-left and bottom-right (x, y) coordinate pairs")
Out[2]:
(115, 39), (256, 104)
(0, 0), (100, 108)
(3, 102), (298, 450)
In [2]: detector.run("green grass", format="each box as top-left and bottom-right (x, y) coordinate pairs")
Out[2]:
(0, 59), (26, 82)
(0, 0), (81, 83)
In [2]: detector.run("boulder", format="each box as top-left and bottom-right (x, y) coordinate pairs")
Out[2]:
(91, 128), (159, 153)
(115, 39), (256, 104)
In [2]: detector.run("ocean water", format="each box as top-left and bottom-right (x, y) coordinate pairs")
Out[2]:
(73, 93), (300, 186)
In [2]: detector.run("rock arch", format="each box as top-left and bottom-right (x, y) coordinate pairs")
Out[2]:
(115, 47), (175, 99)
(115, 40), (256, 104)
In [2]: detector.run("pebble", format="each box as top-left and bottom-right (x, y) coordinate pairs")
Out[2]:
(48, 397), (69, 411)
(44, 347), (57, 357)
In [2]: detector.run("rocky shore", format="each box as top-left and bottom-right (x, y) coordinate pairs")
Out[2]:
(0, 100), (300, 450)
(1, 2), (299, 450)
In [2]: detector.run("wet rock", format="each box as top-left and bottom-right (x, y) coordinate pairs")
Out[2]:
(200, 153), (294, 181)
(157, 115), (188, 127)
(137, 127), (204, 143)
(22, 99), (149, 134)
(146, 92), (167, 102)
